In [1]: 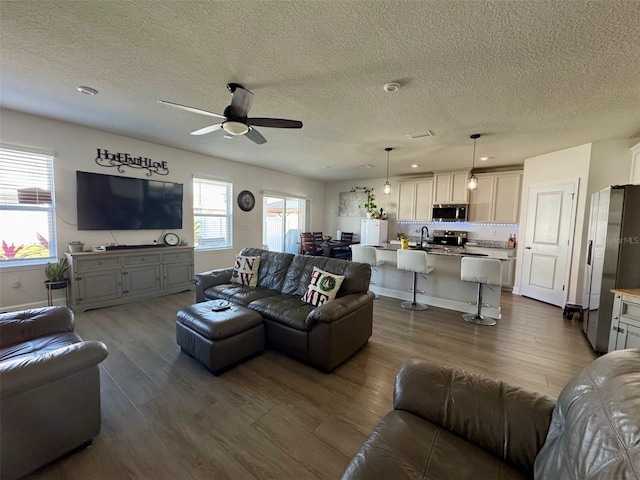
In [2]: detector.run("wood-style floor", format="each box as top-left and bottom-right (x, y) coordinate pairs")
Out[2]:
(27, 291), (597, 480)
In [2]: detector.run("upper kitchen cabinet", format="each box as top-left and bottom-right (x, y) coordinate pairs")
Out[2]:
(397, 179), (434, 221)
(468, 171), (522, 223)
(433, 171), (469, 204)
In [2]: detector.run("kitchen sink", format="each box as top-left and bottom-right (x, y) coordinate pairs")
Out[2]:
(462, 252), (489, 256)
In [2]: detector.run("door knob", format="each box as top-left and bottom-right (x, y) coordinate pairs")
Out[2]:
(525, 246), (532, 250)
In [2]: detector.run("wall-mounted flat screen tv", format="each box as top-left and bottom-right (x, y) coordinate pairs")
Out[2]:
(76, 171), (183, 230)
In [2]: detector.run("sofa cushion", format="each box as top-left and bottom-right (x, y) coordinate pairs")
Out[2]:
(301, 267), (345, 306)
(231, 255), (260, 286)
(281, 255), (371, 297)
(248, 294), (315, 331)
(342, 409), (527, 480)
(534, 348), (640, 479)
(239, 248), (294, 291)
(0, 332), (82, 363)
(205, 284), (280, 306)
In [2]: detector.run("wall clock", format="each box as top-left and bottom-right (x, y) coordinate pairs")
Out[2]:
(163, 232), (180, 246)
(237, 190), (255, 212)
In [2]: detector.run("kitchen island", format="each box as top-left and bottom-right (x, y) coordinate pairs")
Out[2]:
(371, 244), (505, 319)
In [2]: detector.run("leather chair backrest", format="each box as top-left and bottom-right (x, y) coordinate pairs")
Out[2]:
(460, 257), (502, 285)
(351, 245), (378, 266)
(239, 248), (294, 291)
(534, 348), (640, 479)
(397, 249), (429, 274)
(281, 255), (371, 297)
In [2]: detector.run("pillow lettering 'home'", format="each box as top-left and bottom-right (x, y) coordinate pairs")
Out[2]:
(301, 266), (345, 307)
(231, 255), (260, 286)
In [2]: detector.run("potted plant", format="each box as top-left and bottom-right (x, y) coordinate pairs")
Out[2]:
(45, 257), (69, 288)
(351, 186), (376, 218)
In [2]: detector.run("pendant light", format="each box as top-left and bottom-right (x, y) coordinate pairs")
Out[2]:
(467, 134), (481, 191)
(383, 147), (392, 195)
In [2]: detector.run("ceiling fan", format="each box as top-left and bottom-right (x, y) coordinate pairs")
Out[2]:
(158, 83), (303, 144)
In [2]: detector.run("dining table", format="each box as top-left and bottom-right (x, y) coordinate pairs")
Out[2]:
(320, 240), (359, 258)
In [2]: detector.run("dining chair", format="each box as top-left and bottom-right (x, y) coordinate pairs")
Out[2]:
(300, 232), (322, 256)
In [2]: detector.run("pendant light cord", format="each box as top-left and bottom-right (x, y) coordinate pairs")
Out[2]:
(386, 149), (390, 180)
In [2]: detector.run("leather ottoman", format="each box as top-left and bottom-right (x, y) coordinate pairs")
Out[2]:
(176, 300), (264, 374)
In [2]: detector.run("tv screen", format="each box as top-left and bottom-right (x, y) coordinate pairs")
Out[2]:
(76, 171), (183, 230)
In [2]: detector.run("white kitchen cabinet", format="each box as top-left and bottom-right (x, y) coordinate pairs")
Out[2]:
(468, 171), (522, 223)
(397, 179), (433, 221)
(433, 171), (469, 204)
(67, 246), (194, 312)
(608, 289), (640, 351)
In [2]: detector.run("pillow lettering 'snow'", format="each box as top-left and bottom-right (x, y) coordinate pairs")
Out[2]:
(231, 255), (260, 286)
(301, 266), (345, 306)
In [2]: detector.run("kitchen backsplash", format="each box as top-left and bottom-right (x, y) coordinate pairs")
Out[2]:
(395, 222), (518, 245)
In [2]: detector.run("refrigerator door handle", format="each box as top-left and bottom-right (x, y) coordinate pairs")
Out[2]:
(587, 240), (593, 266)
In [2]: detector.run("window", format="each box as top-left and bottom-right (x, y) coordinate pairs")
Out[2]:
(0, 146), (57, 267)
(263, 195), (307, 253)
(193, 176), (233, 249)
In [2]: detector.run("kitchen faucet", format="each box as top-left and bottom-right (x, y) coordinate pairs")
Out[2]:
(420, 226), (429, 248)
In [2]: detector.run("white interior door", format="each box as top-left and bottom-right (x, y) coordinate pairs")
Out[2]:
(520, 181), (577, 306)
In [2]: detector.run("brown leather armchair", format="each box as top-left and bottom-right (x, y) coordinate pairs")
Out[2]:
(0, 307), (108, 480)
(343, 349), (640, 479)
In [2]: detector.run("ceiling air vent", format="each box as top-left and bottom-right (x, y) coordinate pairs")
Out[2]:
(407, 130), (433, 140)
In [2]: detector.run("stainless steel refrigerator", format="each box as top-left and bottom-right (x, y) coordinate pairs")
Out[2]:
(584, 185), (640, 352)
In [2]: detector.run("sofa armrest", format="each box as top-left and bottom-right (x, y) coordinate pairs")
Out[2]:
(394, 359), (555, 477)
(0, 307), (74, 348)
(308, 292), (375, 324)
(194, 268), (233, 302)
(0, 340), (108, 397)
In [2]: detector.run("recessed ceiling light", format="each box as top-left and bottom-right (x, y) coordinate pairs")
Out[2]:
(322, 165), (331, 169)
(383, 82), (400, 93)
(77, 86), (98, 96)
(411, 164), (420, 168)
(480, 156), (490, 161)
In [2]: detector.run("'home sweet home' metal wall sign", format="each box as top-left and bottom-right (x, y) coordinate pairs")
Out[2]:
(95, 148), (169, 176)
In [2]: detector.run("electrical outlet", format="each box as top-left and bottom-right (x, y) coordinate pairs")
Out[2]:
(10, 276), (20, 288)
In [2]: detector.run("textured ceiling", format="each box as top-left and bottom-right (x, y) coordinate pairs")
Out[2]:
(1, 0), (639, 182)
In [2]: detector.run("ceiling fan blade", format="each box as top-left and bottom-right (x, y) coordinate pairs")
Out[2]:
(245, 127), (267, 145)
(190, 123), (223, 136)
(247, 118), (303, 129)
(158, 100), (226, 119)
(229, 86), (253, 118)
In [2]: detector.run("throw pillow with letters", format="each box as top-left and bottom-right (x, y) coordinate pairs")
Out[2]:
(231, 255), (261, 286)
(301, 266), (345, 307)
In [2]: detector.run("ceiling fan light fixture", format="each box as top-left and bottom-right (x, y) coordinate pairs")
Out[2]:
(222, 121), (249, 136)
(467, 134), (481, 191)
(384, 147), (393, 195)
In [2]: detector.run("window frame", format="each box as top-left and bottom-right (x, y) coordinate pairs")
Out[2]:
(0, 145), (58, 268)
(192, 176), (233, 251)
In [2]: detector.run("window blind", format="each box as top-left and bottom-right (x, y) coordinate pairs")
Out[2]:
(0, 146), (57, 265)
(193, 177), (233, 249)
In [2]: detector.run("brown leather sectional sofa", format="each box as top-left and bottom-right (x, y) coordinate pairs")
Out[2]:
(194, 247), (374, 371)
(342, 349), (640, 480)
(0, 307), (109, 480)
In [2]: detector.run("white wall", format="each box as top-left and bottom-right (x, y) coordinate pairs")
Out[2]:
(513, 144), (591, 304)
(0, 109), (325, 310)
(513, 139), (637, 306)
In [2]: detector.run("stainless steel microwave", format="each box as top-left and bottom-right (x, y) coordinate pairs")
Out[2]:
(432, 204), (468, 222)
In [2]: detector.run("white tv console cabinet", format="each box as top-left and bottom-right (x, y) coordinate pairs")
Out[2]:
(66, 246), (194, 312)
